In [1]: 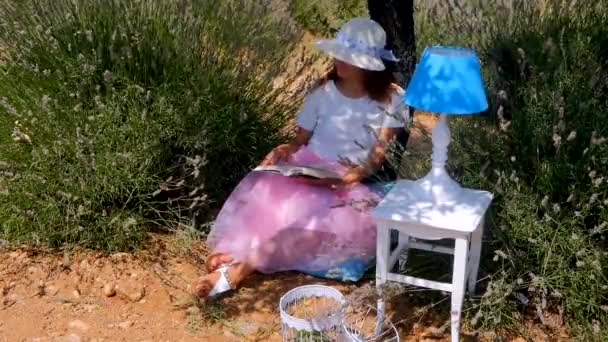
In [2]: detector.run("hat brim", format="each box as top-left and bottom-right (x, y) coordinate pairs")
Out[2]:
(314, 39), (386, 71)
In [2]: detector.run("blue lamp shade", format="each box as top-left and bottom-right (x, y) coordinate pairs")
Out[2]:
(403, 46), (488, 115)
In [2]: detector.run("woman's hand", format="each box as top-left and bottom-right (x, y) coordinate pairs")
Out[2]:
(341, 166), (369, 186)
(261, 144), (293, 166)
(295, 166), (368, 189)
(262, 128), (313, 166)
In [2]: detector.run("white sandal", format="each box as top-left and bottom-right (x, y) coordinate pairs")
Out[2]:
(207, 263), (234, 299)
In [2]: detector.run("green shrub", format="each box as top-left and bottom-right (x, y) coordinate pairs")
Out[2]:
(289, 0), (366, 35)
(417, 0), (608, 337)
(0, 0), (299, 250)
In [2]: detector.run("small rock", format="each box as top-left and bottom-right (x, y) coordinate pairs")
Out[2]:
(35, 280), (45, 296)
(3, 293), (18, 307)
(117, 320), (134, 329)
(68, 320), (90, 332)
(64, 334), (82, 342)
(103, 283), (116, 297)
(45, 285), (59, 296)
(72, 289), (81, 299)
(128, 288), (145, 302)
(186, 306), (200, 316)
(83, 304), (97, 313)
(79, 259), (90, 270)
(138, 299), (146, 304)
(0, 239), (9, 249)
(111, 252), (130, 263)
(62, 253), (71, 269)
(62, 302), (76, 309)
(71, 275), (82, 286)
(116, 280), (145, 302)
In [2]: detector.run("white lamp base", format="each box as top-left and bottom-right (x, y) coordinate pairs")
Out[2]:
(416, 113), (463, 204)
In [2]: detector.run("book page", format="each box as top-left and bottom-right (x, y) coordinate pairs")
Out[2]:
(253, 165), (340, 180)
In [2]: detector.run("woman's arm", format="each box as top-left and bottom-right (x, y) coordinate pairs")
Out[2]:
(342, 127), (398, 185)
(261, 127), (313, 166)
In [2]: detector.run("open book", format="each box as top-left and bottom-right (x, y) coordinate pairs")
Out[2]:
(253, 164), (341, 180)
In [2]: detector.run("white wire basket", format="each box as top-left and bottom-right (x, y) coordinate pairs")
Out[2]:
(279, 285), (400, 342)
(341, 304), (400, 342)
(279, 285), (346, 341)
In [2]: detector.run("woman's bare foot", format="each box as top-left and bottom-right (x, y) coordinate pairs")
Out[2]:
(191, 262), (255, 299)
(191, 271), (222, 298)
(206, 253), (234, 272)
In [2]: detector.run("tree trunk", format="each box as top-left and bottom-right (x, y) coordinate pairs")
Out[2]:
(366, 0), (416, 182)
(367, 0), (416, 88)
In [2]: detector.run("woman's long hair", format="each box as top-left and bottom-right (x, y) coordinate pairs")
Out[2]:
(313, 64), (397, 105)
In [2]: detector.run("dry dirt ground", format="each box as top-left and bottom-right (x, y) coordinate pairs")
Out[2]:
(0, 113), (568, 342)
(2, 233), (470, 342)
(0, 233), (568, 342)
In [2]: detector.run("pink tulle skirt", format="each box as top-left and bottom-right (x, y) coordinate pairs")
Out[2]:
(206, 147), (380, 274)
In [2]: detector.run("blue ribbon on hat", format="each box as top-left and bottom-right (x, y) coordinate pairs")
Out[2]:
(336, 31), (399, 62)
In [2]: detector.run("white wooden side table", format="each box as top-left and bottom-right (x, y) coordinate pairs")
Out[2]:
(371, 179), (493, 342)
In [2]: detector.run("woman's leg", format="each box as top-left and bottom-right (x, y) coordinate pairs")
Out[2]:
(191, 261), (255, 298)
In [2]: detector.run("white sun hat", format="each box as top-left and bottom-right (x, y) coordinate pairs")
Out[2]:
(314, 17), (398, 71)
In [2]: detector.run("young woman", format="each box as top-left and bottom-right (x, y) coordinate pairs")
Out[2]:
(192, 17), (410, 299)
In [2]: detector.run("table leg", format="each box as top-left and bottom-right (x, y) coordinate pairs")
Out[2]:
(467, 219), (484, 294)
(376, 222), (390, 336)
(451, 237), (469, 342)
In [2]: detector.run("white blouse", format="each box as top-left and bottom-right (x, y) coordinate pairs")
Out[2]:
(296, 80), (410, 165)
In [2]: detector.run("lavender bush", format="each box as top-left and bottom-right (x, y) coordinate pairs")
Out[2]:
(0, 0), (300, 250)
